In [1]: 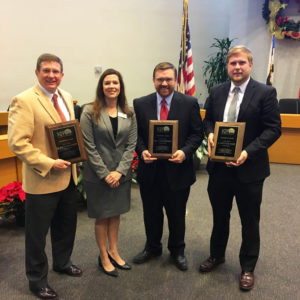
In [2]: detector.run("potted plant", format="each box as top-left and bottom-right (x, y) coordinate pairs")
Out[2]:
(203, 37), (235, 93)
(0, 181), (25, 226)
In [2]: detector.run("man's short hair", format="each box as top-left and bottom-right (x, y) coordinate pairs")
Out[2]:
(153, 62), (177, 79)
(36, 53), (63, 72)
(226, 46), (253, 64)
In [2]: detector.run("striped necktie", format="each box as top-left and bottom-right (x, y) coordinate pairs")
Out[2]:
(227, 87), (240, 122)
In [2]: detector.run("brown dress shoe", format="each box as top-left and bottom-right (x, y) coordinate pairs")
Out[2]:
(54, 264), (83, 277)
(199, 257), (225, 272)
(240, 271), (254, 291)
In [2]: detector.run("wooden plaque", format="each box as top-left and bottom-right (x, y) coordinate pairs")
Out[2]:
(148, 120), (178, 159)
(46, 120), (87, 163)
(211, 122), (245, 162)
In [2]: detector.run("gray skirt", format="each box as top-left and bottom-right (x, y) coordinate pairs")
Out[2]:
(84, 180), (131, 219)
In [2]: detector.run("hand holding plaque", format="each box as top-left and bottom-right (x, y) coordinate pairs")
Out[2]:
(46, 120), (87, 163)
(148, 120), (178, 159)
(210, 122), (245, 162)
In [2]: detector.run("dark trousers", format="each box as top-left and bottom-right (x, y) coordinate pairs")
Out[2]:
(139, 163), (190, 256)
(208, 165), (264, 272)
(25, 179), (77, 289)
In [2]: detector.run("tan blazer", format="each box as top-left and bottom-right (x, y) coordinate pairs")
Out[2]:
(8, 84), (77, 194)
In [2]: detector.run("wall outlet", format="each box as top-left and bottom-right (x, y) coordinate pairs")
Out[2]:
(94, 65), (102, 75)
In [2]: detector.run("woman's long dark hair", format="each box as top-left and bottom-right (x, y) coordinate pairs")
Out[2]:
(92, 68), (133, 123)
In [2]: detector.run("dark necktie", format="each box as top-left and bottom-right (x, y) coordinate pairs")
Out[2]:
(52, 94), (66, 122)
(160, 99), (168, 120)
(227, 87), (240, 122)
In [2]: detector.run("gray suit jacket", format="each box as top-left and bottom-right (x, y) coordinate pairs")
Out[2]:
(80, 104), (137, 183)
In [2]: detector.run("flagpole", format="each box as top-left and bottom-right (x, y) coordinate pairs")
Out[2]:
(182, 0), (188, 65)
(266, 32), (275, 85)
(179, 0), (188, 93)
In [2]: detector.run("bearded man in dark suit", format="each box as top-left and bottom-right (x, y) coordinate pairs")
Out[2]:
(133, 62), (203, 271)
(199, 46), (281, 291)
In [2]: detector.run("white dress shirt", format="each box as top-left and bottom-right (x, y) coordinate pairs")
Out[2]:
(223, 77), (250, 122)
(38, 82), (70, 121)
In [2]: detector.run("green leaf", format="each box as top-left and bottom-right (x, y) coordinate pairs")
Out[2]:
(203, 37), (236, 92)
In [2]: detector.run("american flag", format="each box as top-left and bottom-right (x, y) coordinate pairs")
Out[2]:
(177, 0), (195, 96)
(266, 33), (275, 86)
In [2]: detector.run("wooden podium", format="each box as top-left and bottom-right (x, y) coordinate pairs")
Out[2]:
(0, 134), (22, 187)
(268, 114), (300, 164)
(0, 112), (22, 187)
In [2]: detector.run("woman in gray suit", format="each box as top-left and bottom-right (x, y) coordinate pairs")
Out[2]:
(80, 69), (137, 277)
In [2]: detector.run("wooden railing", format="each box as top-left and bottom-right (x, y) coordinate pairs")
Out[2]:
(0, 112), (8, 135)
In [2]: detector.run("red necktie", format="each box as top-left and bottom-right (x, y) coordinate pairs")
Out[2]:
(52, 94), (66, 122)
(160, 99), (168, 120)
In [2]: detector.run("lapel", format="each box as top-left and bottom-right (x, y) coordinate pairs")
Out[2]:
(33, 84), (74, 123)
(238, 78), (255, 121)
(116, 106), (127, 139)
(33, 84), (61, 123)
(168, 91), (180, 120)
(149, 94), (158, 120)
(101, 108), (115, 143)
(217, 82), (231, 120)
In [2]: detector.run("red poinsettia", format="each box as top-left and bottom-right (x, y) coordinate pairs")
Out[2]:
(131, 151), (139, 173)
(0, 181), (25, 219)
(0, 181), (25, 202)
(131, 152), (139, 183)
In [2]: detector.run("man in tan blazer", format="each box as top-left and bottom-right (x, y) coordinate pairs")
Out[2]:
(8, 53), (82, 300)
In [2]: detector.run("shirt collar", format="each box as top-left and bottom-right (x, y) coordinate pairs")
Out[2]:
(230, 77), (250, 94)
(156, 91), (174, 106)
(37, 82), (58, 101)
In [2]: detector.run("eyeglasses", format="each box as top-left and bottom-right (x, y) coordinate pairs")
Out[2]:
(155, 78), (174, 83)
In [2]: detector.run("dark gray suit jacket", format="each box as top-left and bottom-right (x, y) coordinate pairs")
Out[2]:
(80, 104), (137, 183)
(204, 78), (281, 183)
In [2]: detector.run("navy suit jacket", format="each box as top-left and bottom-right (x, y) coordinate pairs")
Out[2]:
(204, 78), (281, 183)
(133, 91), (203, 191)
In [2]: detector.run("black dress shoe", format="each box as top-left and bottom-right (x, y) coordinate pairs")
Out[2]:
(98, 256), (118, 277)
(199, 256), (225, 272)
(53, 264), (82, 277)
(240, 271), (254, 291)
(133, 250), (162, 264)
(171, 254), (188, 271)
(30, 285), (58, 299)
(107, 252), (131, 270)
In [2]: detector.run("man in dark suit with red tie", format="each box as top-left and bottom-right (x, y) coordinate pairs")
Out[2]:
(133, 62), (203, 271)
(199, 46), (281, 290)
